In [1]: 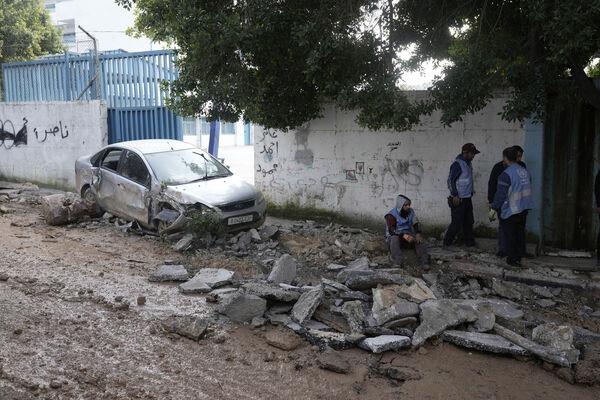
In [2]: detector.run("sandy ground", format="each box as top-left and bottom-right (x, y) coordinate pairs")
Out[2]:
(1, 200), (599, 399)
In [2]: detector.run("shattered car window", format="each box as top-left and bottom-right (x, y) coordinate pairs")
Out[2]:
(101, 149), (123, 172)
(121, 151), (151, 187)
(145, 149), (232, 186)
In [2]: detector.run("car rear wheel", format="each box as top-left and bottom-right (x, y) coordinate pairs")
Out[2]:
(82, 186), (104, 217)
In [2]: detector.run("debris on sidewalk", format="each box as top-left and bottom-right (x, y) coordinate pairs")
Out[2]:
(41, 193), (96, 226)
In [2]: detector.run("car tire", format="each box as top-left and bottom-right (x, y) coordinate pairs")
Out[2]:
(82, 186), (104, 217)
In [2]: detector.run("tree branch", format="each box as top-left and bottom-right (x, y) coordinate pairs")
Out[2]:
(570, 61), (600, 110)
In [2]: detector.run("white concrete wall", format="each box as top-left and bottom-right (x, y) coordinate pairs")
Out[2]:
(255, 93), (526, 231)
(0, 101), (108, 189)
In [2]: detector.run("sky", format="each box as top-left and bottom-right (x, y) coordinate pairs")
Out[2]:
(50, 0), (162, 52)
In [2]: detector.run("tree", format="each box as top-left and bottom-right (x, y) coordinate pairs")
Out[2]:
(117, 0), (600, 130)
(0, 0), (63, 97)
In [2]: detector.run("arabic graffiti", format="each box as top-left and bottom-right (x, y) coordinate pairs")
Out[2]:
(256, 163), (278, 177)
(259, 142), (279, 162)
(0, 117), (72, 150)
(0, 118), (28, 149)
(34, 121), (69, 143)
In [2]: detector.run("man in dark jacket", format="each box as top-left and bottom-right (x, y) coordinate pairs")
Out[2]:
(444, 143), (480, 247)
(491, 147), (533, 267)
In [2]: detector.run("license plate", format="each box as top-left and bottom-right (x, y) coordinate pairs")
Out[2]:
(228, 214), (254, 226)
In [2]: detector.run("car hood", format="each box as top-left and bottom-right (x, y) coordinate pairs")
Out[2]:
(163, 175), (257, 207)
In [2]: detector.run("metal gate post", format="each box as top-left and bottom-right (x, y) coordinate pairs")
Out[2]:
(208, 120), (220, 157)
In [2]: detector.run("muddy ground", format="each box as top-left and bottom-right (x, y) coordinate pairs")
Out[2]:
(1, 191), (599, 399)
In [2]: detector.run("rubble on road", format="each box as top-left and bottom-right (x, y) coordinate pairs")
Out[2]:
(149, 264), (189, 282)
(41, 193), (96, 226)
(179, 268), (234, 294)
(162, 315), (209, 341)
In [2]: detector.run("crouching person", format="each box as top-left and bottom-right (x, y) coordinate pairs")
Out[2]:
(385, 195), (430, 268)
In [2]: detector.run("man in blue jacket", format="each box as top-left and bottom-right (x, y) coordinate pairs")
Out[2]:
(444, 143), (480, 247)
(491, 147), (533, 267)
(385, 194), (430, 268)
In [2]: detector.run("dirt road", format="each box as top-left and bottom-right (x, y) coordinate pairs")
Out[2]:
(1, 196), (598, 399)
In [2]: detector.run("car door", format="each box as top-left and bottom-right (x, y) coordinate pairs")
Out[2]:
(118, 150), (152, 226)
(96, 148), (125, 216)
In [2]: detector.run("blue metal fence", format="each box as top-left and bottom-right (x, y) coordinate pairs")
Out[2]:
(2, 50), (182, 144)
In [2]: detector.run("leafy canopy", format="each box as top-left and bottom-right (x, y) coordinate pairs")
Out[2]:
(117, 0), (600, 130)
(0, 0), (63, 63)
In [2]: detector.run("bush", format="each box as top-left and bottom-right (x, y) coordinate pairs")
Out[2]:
(186, 209), (225, 246)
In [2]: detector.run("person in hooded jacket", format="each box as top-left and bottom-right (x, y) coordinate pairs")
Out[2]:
(385, 195), (430, 268)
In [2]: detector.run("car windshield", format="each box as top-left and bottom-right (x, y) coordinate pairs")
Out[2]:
(145, 149), (232, 185)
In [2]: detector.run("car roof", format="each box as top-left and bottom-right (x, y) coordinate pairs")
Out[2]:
(111, 139), (196, 154)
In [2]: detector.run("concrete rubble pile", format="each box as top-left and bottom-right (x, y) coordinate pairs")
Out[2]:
(145, 221), (600, 381)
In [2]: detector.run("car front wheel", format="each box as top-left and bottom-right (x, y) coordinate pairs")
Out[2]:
(82, 186), (104, 217)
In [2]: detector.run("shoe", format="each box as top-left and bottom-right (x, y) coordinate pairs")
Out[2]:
(496, 251), (507, 258)
(506, 260), (521, 268)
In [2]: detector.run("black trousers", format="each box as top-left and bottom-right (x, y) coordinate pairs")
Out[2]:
(444, 197), (475, 246)
(500, 211), (528, 263)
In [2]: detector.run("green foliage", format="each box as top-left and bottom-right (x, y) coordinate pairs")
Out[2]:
(0, 0), (63, 99)
(117, 0), (600, 130)
(0, 0), (63, 63)
(186, 209), (225, 239)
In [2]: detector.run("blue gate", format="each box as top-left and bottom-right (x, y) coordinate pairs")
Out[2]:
(2, 50), (182, 144)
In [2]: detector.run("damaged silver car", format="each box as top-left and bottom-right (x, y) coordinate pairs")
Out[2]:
(75, 139), (266, 234)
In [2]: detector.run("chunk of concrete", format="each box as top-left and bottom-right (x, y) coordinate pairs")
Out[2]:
(259, 225), (280, 241)
(412, 299), (479, 347)
(371, 285), (420, 325)
(359, 335), (411, 353)
(345, 272), (413, 291)
(149, 264), (189, 282)
(313, 306), (351, 333)
(41, 193), (96, 226)
(291, 286), (324, 325)
(326, 263), (346, 272)
(242, 281), (301, 302)
(162, 315), (208, 341)
(491, 278), (523, 300)
(396, 278), (436, 303)
(471, 303), (496, 333)
(179, 268), (234, 294)
(532, 323), (574, 351)
(265, 328), (304, 351)
(303, 330), (365, 350)
(317, 347), (351, 374)
(341, 301), (366, 334)
(268, 254), (297, 284)
(336, 257), (371, 282)
(442, 330), (529, 356)
(173, 233), (195, 251)
(217, 292), (267, 323)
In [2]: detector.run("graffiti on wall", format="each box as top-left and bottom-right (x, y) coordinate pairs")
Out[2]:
(0, 117), (72, 149)
(0, 118), (28, 148)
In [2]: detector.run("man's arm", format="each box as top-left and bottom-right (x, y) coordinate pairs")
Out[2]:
(491, 172), (511, 211)
(448, 161), (461, 197)
(385, 214), (397, 235)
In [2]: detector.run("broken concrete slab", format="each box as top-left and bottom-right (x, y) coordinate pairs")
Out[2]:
(371, 285), (420, 325)
(216, 292), (267, 323)
(317, 347), (351, 374)
(359, 335), (411, 353)
(149, 264), (190, 282)
(268, 254), (298, 284)
(494, 323), (579, 367)
(242, 281), (301, 302)
(249, 228), (262, 243)
(265, 328), (304, 351)
(573, 326), (600, 345)
(448, 261), (504, 280)
(340, 301), (366, 334)
(291, 285), (324, 325)
(442, 330), (529, 356)
(470, 303), (495, 333)
(313, 306), (351, 333)
(179, 268), (234, 294)
(321, 278), (351, 293)
(340, 290), (370, 302)
(535, 299), (556, 308)
(336, 258), (371, 282)
(303, 329), (365, 350)
(503, 270), (587, 291)
(41, 193), (96, 226)
(162, 315), (208, 341)
(383, 317), (418, 330)
(326, 263), (346, 272)
(345, 272), (413, 291)
(491, 278), (523, 301)
(396, 278), (436, 303)
(458, 299), (524, 321)
(412, 299), (480, 347)
(206, 288), (238, 303)
(173, 234), (195, 251)
(532, 323), (574, 351)
(575, 343), (600, 384)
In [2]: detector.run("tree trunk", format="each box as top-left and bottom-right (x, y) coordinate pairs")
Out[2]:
(571, 61), (600, 110)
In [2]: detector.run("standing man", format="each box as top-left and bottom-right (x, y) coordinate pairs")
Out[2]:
(444, 143), (480, 247)
(385, 195), (430, 268)
(513, 145), (527, 169)
(487, 148), (510, 257)
(491, 147), (533, 267)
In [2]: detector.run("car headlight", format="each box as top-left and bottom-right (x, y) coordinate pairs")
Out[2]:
(256, 190), (265, 204)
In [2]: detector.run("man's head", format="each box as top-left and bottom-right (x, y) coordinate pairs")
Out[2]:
(502, 146), (518, 165)
(396, 195), (412, 216)
(461, 143), (480, 161)
(512, 145), (524, 162)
